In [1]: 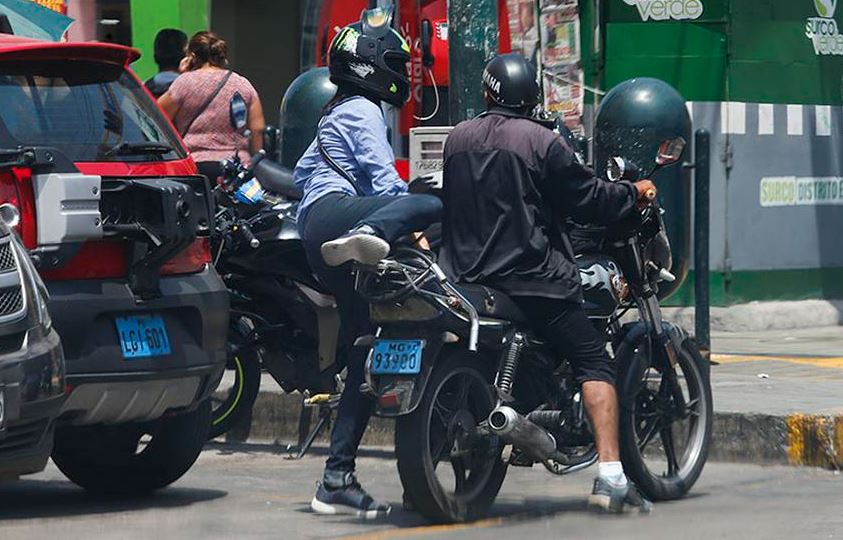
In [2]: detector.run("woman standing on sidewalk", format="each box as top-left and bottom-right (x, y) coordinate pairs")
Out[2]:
(158, 31), (265, 182)
(294, 7), (441, 518)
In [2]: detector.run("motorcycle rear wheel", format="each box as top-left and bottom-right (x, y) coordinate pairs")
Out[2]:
(617, 335), (712, 501)
(395, 351), (507, 524)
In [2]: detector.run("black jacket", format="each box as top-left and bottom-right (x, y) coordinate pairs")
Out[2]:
(441, 110), (637, 301)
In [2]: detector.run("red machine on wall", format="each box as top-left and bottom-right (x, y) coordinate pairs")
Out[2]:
(305, 0), (513, 149)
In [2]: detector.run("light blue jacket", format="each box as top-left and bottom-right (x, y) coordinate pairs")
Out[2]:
(293, 96), (407, 226)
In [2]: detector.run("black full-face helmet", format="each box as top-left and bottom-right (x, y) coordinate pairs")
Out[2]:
(482, 53), (541, 111)
(328, 7), (411, 108)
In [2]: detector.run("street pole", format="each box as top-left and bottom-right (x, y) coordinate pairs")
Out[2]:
(694, 129), (711, 360)
(448, 0), (498, 123)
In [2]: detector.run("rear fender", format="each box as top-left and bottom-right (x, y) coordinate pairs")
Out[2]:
(614, 320), (709, 411)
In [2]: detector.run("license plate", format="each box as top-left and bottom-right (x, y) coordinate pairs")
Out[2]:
(370, 339), (423, 375)
(115, 314), (171, 359)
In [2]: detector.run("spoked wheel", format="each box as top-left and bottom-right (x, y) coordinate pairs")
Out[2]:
(208, 316), (262, 440)
(396, 353), (507, 523)
(618, 336), (712, 501)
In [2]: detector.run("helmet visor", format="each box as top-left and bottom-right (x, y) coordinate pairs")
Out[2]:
(383, 50), (411, 78)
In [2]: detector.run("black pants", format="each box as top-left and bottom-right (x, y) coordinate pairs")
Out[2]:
(512, 296), (615, 385)
(300, 192), (442, 476)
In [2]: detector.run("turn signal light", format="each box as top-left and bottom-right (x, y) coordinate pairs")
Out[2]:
(161, 238), (212, 275)
(0, 167), (37, 248)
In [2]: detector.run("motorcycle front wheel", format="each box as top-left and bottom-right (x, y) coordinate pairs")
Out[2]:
(395, 350), (507, 524)
(617, 334), (713, 501)
(208, 316), (262, 440)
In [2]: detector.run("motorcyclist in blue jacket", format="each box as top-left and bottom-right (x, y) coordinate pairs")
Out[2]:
(293, 7), (441, 518)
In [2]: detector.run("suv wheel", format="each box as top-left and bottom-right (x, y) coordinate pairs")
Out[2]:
(52, 401), (211, 495)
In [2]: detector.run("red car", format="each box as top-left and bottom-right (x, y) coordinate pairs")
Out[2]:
(0, 34), (227, 493)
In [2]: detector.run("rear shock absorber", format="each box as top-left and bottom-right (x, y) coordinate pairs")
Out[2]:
(496, 332), (525, 397)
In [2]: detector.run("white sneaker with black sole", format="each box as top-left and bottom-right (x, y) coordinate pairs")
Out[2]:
(320, 227), (390, 267)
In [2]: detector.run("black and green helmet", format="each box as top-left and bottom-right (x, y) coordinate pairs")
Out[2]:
(328, 7), (411, 107)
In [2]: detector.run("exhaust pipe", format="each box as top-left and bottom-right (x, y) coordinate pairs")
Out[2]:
(488, 406), (559, 461)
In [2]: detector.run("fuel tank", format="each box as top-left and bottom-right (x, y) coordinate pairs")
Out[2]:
(577, 254), (626, 319)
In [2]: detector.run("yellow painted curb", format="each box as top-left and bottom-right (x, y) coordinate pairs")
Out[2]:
(342, 517), (504, 540)
(713, 354), (843, 369)
(786, 414), (843, 468)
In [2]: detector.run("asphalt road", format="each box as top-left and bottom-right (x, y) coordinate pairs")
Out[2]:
(1, 444), (841, 540)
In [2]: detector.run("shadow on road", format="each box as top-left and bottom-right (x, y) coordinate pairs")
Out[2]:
(207, 440), (395, 461)
(0, 478), (227, 521)
(295, 497), (603, 532)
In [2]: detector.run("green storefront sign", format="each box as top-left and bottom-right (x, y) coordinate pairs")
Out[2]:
(129, 0), (209, 81)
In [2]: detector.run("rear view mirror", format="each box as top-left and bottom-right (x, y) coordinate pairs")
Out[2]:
(263, 125), (280, 160)
(655, 137), (686, 166)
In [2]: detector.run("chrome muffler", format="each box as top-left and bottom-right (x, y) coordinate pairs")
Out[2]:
(488, 406), (559, 461)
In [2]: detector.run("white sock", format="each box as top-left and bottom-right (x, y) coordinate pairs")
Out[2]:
(598, 461), (628, 487)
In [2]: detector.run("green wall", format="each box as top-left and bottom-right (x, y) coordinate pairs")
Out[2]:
(599, 0), (728, 101)
(586, 0), (843, 106)
(729, 1), (843, 105)
(130, 0), (209, 81)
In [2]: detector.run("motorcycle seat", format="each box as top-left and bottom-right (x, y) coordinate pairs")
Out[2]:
(254, 159), (303, 200)
(453, 283), (529, 326)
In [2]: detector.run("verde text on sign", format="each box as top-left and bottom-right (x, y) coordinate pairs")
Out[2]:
(806, 0), (843, 55)
(622, 0), (704, 21)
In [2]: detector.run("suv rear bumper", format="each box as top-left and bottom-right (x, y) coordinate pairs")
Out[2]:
(47, 267), (228, 426)
(0, 327), (65, 479)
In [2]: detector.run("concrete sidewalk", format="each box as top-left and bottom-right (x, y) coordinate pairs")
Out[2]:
(225, 325), (843, 469)
(708, 325), (843, 467)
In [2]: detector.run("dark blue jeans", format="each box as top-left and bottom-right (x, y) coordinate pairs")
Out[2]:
(300, 192), (442, 478)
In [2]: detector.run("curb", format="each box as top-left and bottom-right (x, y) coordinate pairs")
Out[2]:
(658, 299), (843, 333)
(227, 391), (843, 469)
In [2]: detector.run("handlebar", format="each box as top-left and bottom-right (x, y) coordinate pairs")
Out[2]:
(220, 150), (267, 189)
(237, 222), (260, 249)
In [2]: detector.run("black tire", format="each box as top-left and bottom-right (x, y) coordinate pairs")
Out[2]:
(208, 317), (262, 440)
(395, 350), (507, 523)
(617, 335), (713, 501)
(53, 400), (212, 495)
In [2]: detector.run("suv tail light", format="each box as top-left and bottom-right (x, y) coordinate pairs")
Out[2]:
(0, 167), (37, 248)
(161, 238), (212, 275)
(41, 238), (211, 281)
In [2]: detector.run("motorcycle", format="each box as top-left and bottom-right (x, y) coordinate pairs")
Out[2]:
(351, 137), (712, 523)
(209, 151), (343, 455)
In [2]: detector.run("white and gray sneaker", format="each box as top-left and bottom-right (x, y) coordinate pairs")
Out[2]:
(311, 477), (392, 520)
(320, 226), (390, 267)
(588, 477), (654, 514)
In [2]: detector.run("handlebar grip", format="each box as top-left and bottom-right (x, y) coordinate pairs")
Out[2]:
(643, 188), (657, 201)
(237, 224), (260, 249)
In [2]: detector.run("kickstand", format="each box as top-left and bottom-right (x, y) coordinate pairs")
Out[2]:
(285, 394), (336, 460)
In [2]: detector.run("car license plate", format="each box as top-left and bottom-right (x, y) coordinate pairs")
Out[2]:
(115, 314), (171, 359)
(370, 340), (423, 375)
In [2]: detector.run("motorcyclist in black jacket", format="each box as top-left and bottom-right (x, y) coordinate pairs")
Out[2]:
(441, 53), (656, 514)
